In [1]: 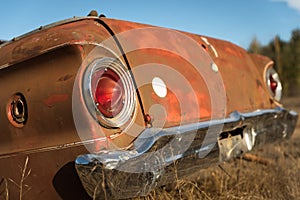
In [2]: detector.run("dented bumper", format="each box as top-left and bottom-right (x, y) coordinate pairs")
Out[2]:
(75, 107), (298, 199)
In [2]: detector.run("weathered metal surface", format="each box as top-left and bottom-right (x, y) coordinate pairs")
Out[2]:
(0, 17), (279, 139)
(0, 46), (81, 155)
(0, 18), (146, 153)
(0, 15), (297, 199)
(0, 145), (90, 200)
(100, 18), (278, 127)
(0, 18), (145, 198)
(0, 17), (122, 69)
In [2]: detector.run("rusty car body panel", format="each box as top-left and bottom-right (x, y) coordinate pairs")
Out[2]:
(0, 15), (298, 199)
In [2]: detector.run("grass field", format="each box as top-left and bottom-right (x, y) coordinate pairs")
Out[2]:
(133, 96), (300, 200)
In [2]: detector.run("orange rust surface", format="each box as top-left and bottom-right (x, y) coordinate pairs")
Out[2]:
(0, 16), (281, 197)
(0, 18), (113, 67)
(101, 18), (275, 125)
(0, 18), (146, 153)
(125, 48), (212, 127)
(0, 17), (277, 151)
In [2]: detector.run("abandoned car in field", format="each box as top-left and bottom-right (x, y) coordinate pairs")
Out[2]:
(0, 12), (298, 199)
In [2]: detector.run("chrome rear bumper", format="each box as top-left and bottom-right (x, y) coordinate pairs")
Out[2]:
(75, 107), (298, 199)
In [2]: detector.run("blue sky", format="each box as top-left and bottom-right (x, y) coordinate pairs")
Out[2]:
(0, 0), (299, 49)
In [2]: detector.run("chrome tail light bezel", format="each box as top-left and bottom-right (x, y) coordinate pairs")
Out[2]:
(265, 65), (282, 102)
(82, 57), (136, 128)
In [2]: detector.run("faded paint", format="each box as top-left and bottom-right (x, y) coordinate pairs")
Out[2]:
(0, 16), (277, 149)
(0, 16), (286, 198)
(201, 36), (219, 57)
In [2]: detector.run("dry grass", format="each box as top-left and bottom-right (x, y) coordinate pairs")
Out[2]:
(132, 143), (300, 200)
(1, 157), (32, 200)
(0, 177), (9, 200)
(132, 96), (300, 200)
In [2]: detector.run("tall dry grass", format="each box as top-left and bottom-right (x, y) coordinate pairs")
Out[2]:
(132, 138), (300, 200)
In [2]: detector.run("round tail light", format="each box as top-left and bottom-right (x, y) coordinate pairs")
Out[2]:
(92, 68), (124, 118)
(265, 67), (282, 102)
(269, 74), (278, 94)
(83, 58), (136, 128)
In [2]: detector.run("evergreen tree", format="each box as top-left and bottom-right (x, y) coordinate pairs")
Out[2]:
(248, 37), (262, 54)
(248, 29), (300, 96)
(288, 29), (300, 95)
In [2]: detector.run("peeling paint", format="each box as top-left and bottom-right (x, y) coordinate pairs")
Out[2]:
(57, 74), (74, 82)
(43, 94), (69, 107)
(201, 36), (219, 57)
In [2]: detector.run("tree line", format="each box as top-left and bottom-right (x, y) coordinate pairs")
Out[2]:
(248, 29), (300, 96)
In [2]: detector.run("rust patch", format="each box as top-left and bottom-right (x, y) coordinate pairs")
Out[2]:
(224, 47), (243, 58)
(57, 74), (73, 82)
(12, 45), (43, 59)
(43, 94), (69, 107)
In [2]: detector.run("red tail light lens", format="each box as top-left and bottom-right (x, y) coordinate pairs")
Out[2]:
(269, 74), (278, 94)
(265, 67), (282, 102)
(92, 69), (124, 118)
(83, 57), (136, 128)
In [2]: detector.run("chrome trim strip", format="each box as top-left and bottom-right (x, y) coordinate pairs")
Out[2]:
(0, 137), (107, 159)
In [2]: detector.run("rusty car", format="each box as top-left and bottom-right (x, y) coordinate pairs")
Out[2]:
(0, 11), (298, 199)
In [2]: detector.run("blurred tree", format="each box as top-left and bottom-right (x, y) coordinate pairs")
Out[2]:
(248, 37), (261, 54)
(248, 29), (300, 96)
(288, 29), (300, 95)
(274, 36), (282, 76)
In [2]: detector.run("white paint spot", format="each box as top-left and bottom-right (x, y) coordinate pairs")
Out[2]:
(211, 63), (219, 72)
(152, 77), (167, 98)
